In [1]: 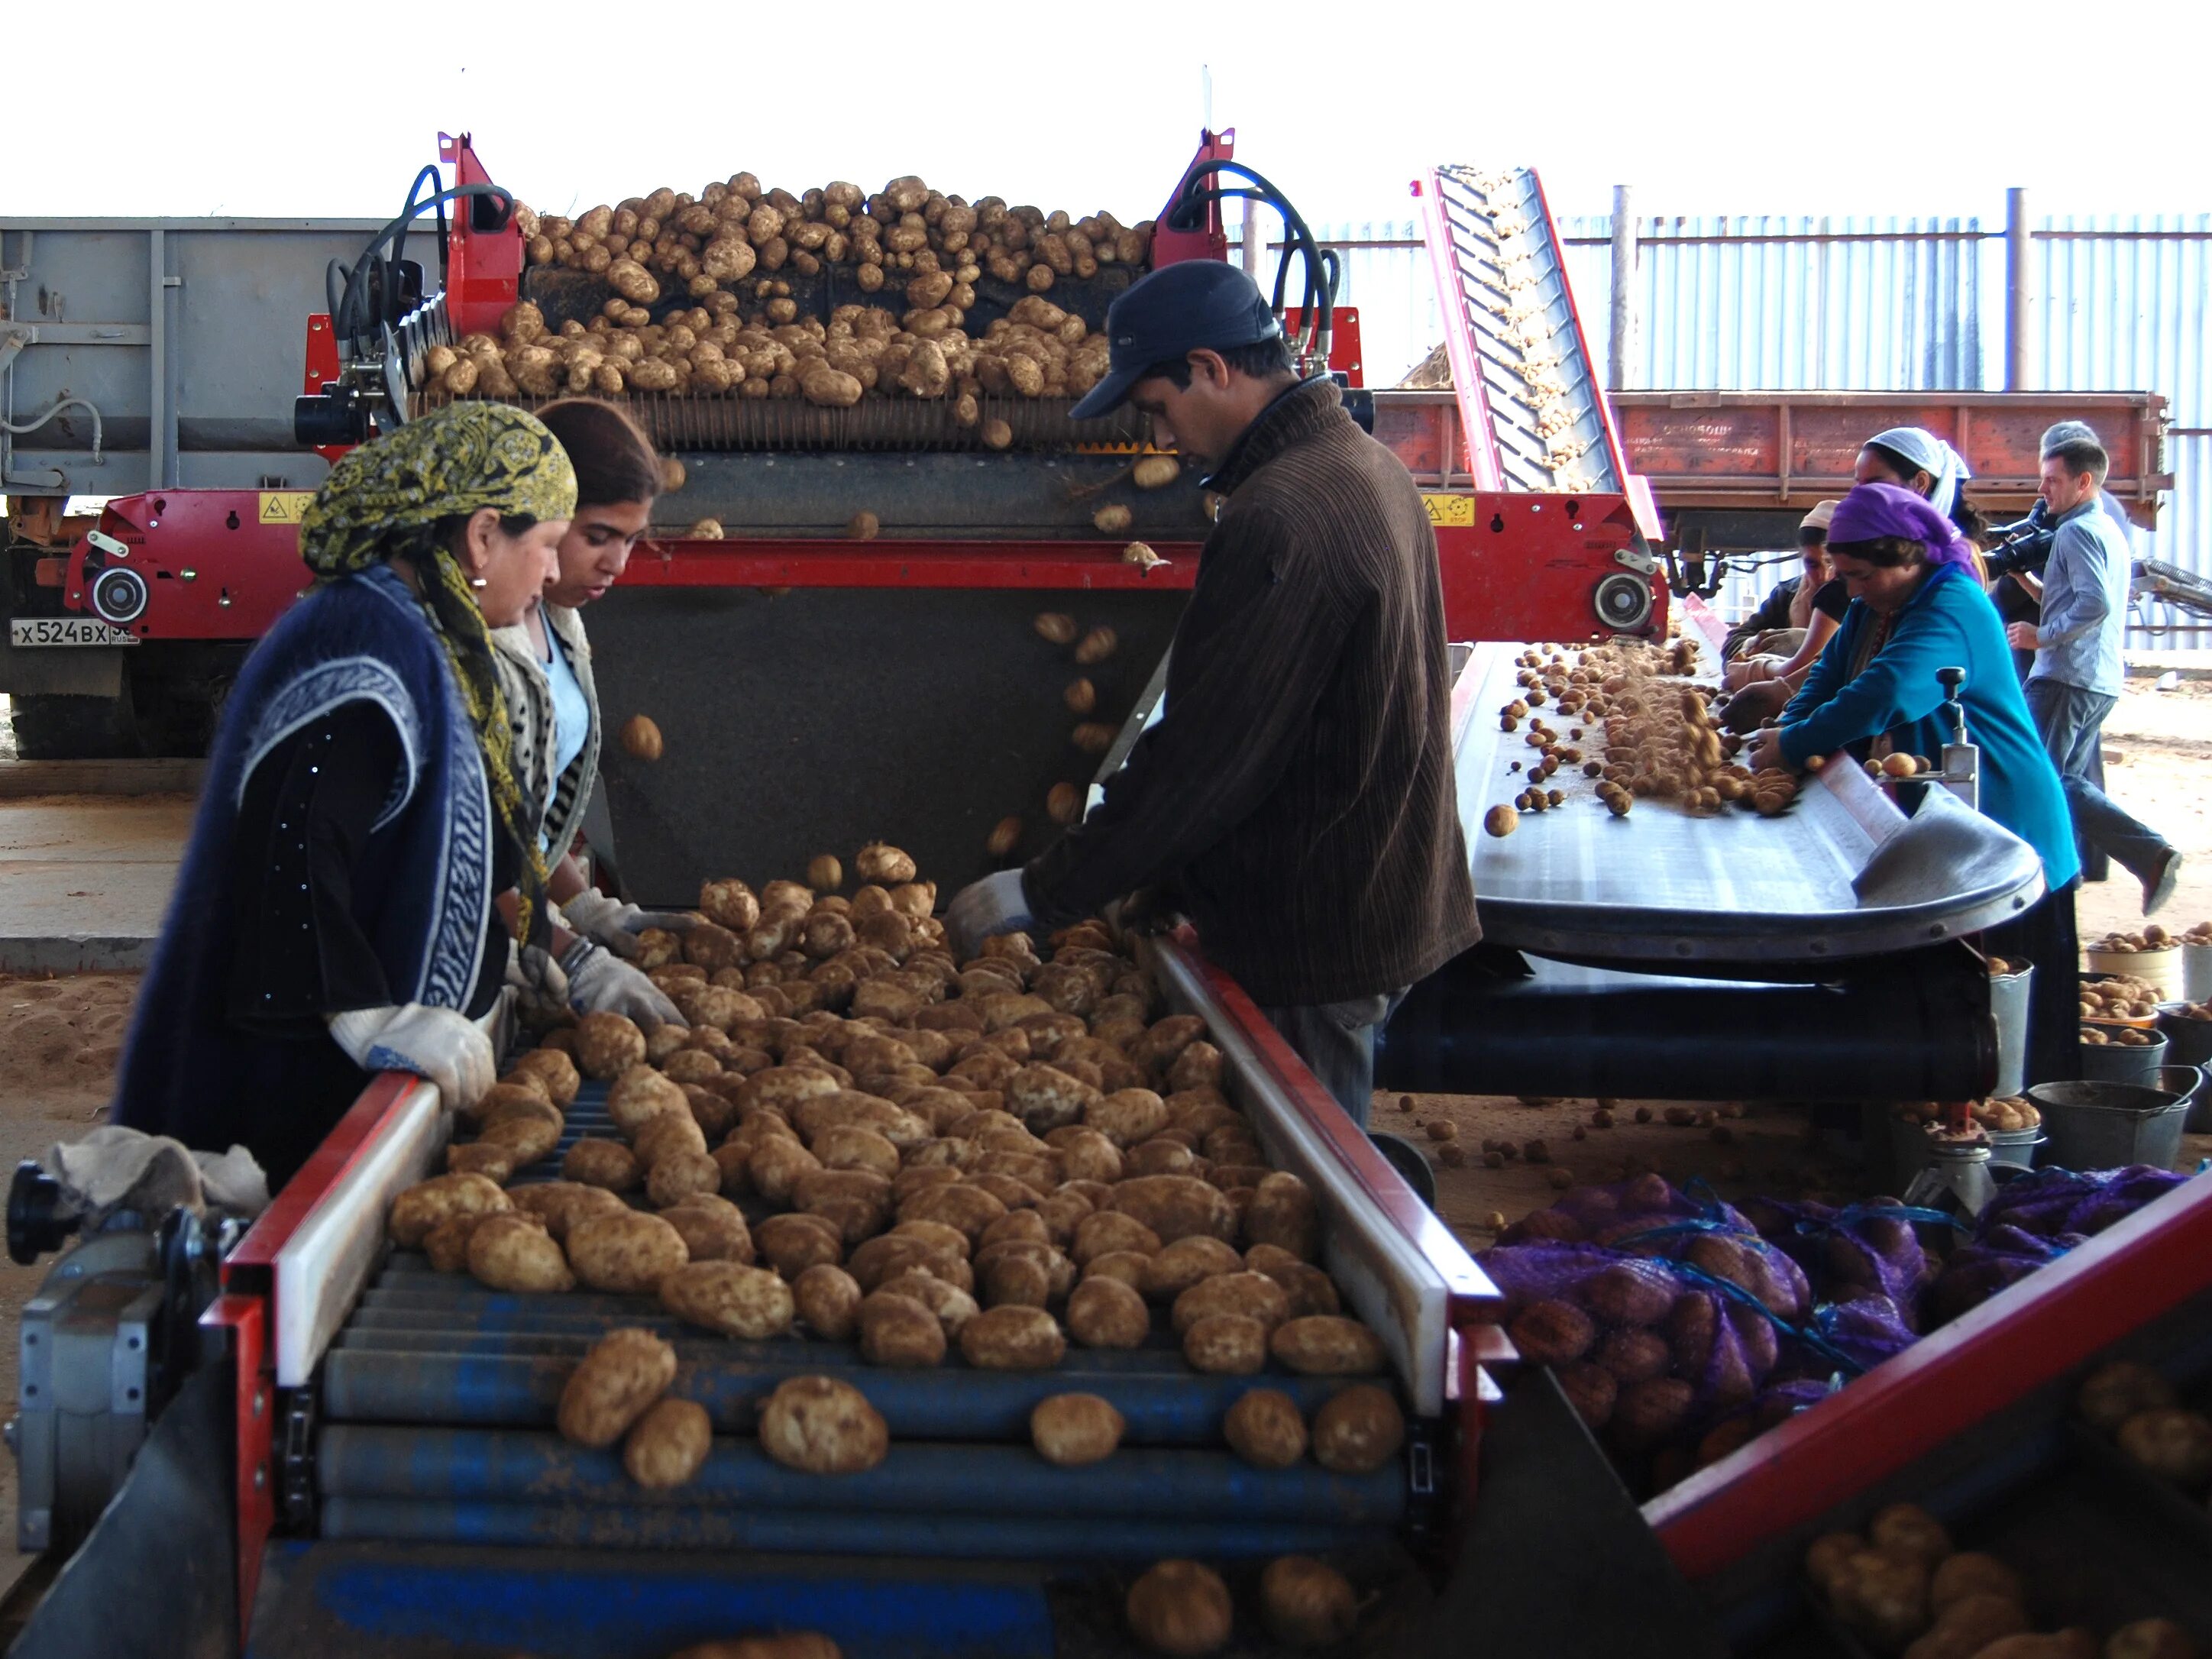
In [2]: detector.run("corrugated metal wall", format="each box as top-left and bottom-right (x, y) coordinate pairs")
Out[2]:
(1276, 210), (2210, 648)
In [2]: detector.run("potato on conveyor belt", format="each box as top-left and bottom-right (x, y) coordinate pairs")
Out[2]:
(661, 1261), (795, 1339)
(1224, 1388), (1309, 1469)
(1270, 1315), (1389, 1376)
(1126, 1559), (1234, 1657)
(558, 1328), (678, 1448)
(624, 1397), (713, 1490)
(568, 1211), (690, 1295)
(574, 1011), (648, 1079)
(1031, 1393), (1124, 1467)
(757, 1376), (888, 1475)
(1311, 1384), (1405, 1474)
(466, 1212), (575, 1295)
(388, 1172), (509, 1249)
(957, 1305), (1066, 1370)
(1260, 1555), (1359, 1649)
(857, 1289), (947, 1367)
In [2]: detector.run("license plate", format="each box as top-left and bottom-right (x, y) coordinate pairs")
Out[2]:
(9, 617), (138, 647)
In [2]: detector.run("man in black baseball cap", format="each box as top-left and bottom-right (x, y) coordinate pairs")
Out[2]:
(949, 260), (1480, 1192)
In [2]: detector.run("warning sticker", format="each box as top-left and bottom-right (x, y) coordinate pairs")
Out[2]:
(1421, 493), (1475, 528)
(258, 492), (314, 526)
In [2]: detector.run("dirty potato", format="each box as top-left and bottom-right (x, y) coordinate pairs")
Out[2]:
(558, 1328), (678, 1447)
(467, 1212), (575, 1294)
(757, 1376), (888, 1474)
(659, 1196), (755, 1263)
(1260, 1557), (1357, 1649)
(661, 1260), (795, 1339)
(1065, 1276), (1152, 1348)
(568, 1211), (690, 1294)
(564, 1137), (643, 1192)
(1224, 1389), (1308, 1469)
(1111, 1176), (1236, 1245)
(1141, 1236), (1246, 1301)
(1172, 1273), (1290, 1336)
(794, 1264), (865, 1340)
(958, 1305), (1067, 1370)
(1126, 1560), (1233, 1657)
(574, 1011), (648, 1079)
(624, 1396), (713, 1489)
(1270, 1316), (1388, 1376)
(1311, 1384), (1405, 1473)
(1243, 1172), (1318, 1260)
(1182, 1314), (1268, 1375)
(1031, 1393), (1124, 1467)
(390, 1172), (509, 1248)
(858, 1290), (948, 1366)
(509, 1046), (582, 1106)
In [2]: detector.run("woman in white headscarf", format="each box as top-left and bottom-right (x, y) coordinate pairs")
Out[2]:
(1855, 426), (1988, 548)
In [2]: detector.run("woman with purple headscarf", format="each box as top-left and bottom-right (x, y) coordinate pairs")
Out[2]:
(1748, 482), (2081, 1082)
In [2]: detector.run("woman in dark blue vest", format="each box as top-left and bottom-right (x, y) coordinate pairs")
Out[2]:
(112, 403), (577, 1191)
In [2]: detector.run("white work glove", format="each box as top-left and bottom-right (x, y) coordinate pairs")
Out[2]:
(328, 1004), (496, 1117)
(561, 888), (699, 959)
(558, 938), (686, 1027)
(945, 869), (1036, 960)
(506, 942), (575, 1030)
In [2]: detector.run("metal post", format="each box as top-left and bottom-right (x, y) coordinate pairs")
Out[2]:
(147, 228), (170, 491)
(2005, 187), (2030, 391)
(1240, 196), (1261, 278)
(1608, 186), (1636, 392)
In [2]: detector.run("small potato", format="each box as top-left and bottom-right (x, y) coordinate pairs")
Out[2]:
(1270, 1316), (1387, 1376)
(1868, 1502), (1952, 1568)
(1142, 1236), (1247, 1301)
(568, 1211), (690, 1295)
(1127, 1560), (1232, 1657)
(1031, 1392), (1124, 1466)
(1243, 1172), (1318, 1260)
(509, 1181), (626, 1242)
(467, 1213), (575, 1294)
(1066, 1276), (1152, 1348)
(858, 1290), (948, 1367)
(2117, 1407), (2212, 1485)
(1311, 1384), (1405, 1474)
(794, 1264), (865, 1341)
(1829, 1548), (1932, 1651)
(1034, 612), (1079, 645)
(854, 842), (917, 885)
(624, 1397), (712, 1490)
(422, 1212), (488, 1273)
(389, 1172), (509, 1248)
(558, 1328), (677, 1448)
(1172, 1273), (1290, 1337)
(958, 1305), (1067, 1370)
(660, 1197), (754, 1264)
(754, 1213), (846, 1279)
(1182, 1314), (1267, 1375)
(564, 1137), (643, 1192)
(1224, 1389), (1308, 1469)
(1260, 1556), (1357, 1649)
(662, 1261), (794, 1339)
(757, 1376), (888, 1474)
(621, 716), (664, 762)
(574, 1011), (648, 1079)
(875, 1272), (980, 1339)
(509, 1047), (581, 1107)
(648, 1150), (726, 1208)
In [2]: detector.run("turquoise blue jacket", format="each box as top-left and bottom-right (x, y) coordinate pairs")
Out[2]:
(1780, 562), (2081, 889)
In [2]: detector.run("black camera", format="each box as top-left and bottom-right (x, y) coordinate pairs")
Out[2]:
(1984, 502), (2055, 577)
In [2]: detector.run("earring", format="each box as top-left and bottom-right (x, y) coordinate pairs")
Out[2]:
(470, 577), (488, 590)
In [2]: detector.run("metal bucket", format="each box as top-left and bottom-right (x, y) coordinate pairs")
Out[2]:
(2152, 1063), (2212, 1133)
(2080, 1032), (2170, 1087)
(1887, 1115), (2042, 1184)
(2157, 1004), (2212, 1068)
(2185, 942), (2212, 1004)
(2085, 948), (2183, 1001)
(1987, 1126), (2045, 1169)
(1990, 966), (2033, 1100)
(2027, 1079), (2191, 1172)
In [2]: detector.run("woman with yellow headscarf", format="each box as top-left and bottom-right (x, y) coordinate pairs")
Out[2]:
(111, 403), (585, 1189)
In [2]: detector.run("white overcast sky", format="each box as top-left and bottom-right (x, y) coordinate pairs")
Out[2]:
(15, 0), (2205, 226)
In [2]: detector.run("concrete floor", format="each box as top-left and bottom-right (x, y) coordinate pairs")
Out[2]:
(0, 795), (191, 972)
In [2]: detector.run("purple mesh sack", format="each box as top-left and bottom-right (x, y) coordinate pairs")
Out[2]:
(1750, 1198), (1939, 1331)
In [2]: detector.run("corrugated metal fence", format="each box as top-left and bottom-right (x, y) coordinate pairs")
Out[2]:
(1243, 212), (2212, 646)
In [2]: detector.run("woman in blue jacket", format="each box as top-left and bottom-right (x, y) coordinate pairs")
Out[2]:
(1749, 482), (2081, 1085)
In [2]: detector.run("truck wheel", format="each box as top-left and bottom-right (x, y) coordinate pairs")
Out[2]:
(8, 691), (140, 760)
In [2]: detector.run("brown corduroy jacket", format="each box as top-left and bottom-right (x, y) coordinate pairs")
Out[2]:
(1024, 377), (1480, 1004)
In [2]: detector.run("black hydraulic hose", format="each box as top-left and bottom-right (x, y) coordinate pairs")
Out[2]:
(333, 181), (513, 351)
(1165, 161), (1331, 358)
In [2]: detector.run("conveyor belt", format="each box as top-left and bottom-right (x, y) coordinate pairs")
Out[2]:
(309, 1082), (1411, 1562)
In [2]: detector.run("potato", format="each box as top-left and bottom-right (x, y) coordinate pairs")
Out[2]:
(794, 1264), (864, 1341)
(1829, 1548), (1932, 1651)
(477, 1112), (561, 1167)
(1902, 1593), (2028, 1659)
(472, 1080), (561, 1132)
(1182, 1314), (1267, 1375)
(757, 1376), (888, 1474)
(509, 1047), (581, 1106)
(624, 1397), (713, 1490)
(2105, 1619), (2197, 1659)
(2078, 1360), (2178, 1432)
(1806, 1531), (1866, 1596)
(1311, 1384), (1405, 1473)
(1066, 1276), (1152, 1348)
(1612, 1376), (1695, 1451)
(754, 1213), (846, 1278)
(1172, 1273), (1289, 1337)
(1869, 1502), (1952, 1568)
(467, 1213), (575, 1294)
(1224, 1388), (1308, 1468)
(855, 842), (917, 885)
(858, 1289), (948, 1367)
(901, 1182), (1008, 1243)
(1110, 1176), (1236, 1245)
(1130, 1015), (1206, 1073)
(1260, 1556), (1357, 1649)
(558, 1328), (677, 1447)
(1254, 1259), (1341, 1320)
(1580, 1261), (1677, 1328)
(568, 1211), (690, 1295)
(1243, 1172), (1318, 1260)
(1929, 1552), (2023, 1615)
(389, 1173), (509, 1248)
(1141, 1236), (1246, 1300)
(958, 1305), (1066, 1370)
(1127, 1560), (1232, 1657)
(1031, 1392), (1124, 1466)
(749, 1136), (826, 1205)
(2117, 1407), (2212, 1485)
(874, 1272), (979, 1339)
(1088, 1088), (1170, 1146)
(509, 1180), (626, 1241)
(1508, 1299), (1596, 1367)
(660, 1196), (755, 1263)
(647, 1150), (725, 1208)
(661, 1261), (794, 1339)
(1082, 1250), (1153, 1292)
(562, 1137), (642, 1193)
(1075, 1209), (1163, 1264)
(574, 1011), (648, 1078)
(422, 1212), (488, 1273)
(1006, 1065), (1101, 1135)
(1270, 1315), (1387, 1376)
(982, 1251), (1053, 1309)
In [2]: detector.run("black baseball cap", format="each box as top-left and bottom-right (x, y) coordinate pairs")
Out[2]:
(1068, 260), (1284, 420)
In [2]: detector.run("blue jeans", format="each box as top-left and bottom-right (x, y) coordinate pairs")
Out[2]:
(2024, 678), (2171, 885)
(1260, 991), (1408, 1128)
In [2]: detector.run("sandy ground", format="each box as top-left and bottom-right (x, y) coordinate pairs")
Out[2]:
(0, 679), (2194, 1590)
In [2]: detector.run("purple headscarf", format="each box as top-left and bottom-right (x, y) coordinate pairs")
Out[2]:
(1826, 481), (1978, 569)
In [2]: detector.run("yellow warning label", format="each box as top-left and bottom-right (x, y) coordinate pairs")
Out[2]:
(1422, 493), (1475, 528)
(258, 492), (314, 526)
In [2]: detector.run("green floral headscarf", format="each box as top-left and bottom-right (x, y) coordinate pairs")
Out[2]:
(300, 403), (577, 946)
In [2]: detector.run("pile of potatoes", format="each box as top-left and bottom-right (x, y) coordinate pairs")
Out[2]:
(2081, 977), (2163, 1020)
(2182, 921), (2212, 948)
(2080, 1025), (2159, 1049)
(388, 844), (1406, 1491)
(2091, 927), (2179, 957)
(1806, 1500), (2195, 1658)
(1123, 1554), (1363, 1656)
(434, 292), (1120, 422)
(1893, 1098), (2042, 1135)
(2079, 1360), (2212, 1494)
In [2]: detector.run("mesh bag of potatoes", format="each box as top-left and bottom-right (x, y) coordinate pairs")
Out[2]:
(1928, 1166), (2190, 1324)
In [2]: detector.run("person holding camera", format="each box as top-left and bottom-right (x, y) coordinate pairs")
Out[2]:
(2007, 423), (2183, 915)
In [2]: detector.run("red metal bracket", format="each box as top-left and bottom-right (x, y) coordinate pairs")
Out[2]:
(199, 1292), (270, 1631)
(302, 315), (346, 467)
(440, 131), (523, 338)
(1152, 129), (1237, 268)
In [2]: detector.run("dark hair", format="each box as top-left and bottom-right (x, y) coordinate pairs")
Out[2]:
(2044, 438), (2110, 483)
(1861, 441), (1989, 544)
(1826, 535), (1926, 570)
(1138, 335), (1297, 390)
(1796, 527), (1828, 549)
(535, 397), (661, 509)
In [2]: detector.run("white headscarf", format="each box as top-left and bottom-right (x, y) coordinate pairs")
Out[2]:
(1865, 426), (1971, 519)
